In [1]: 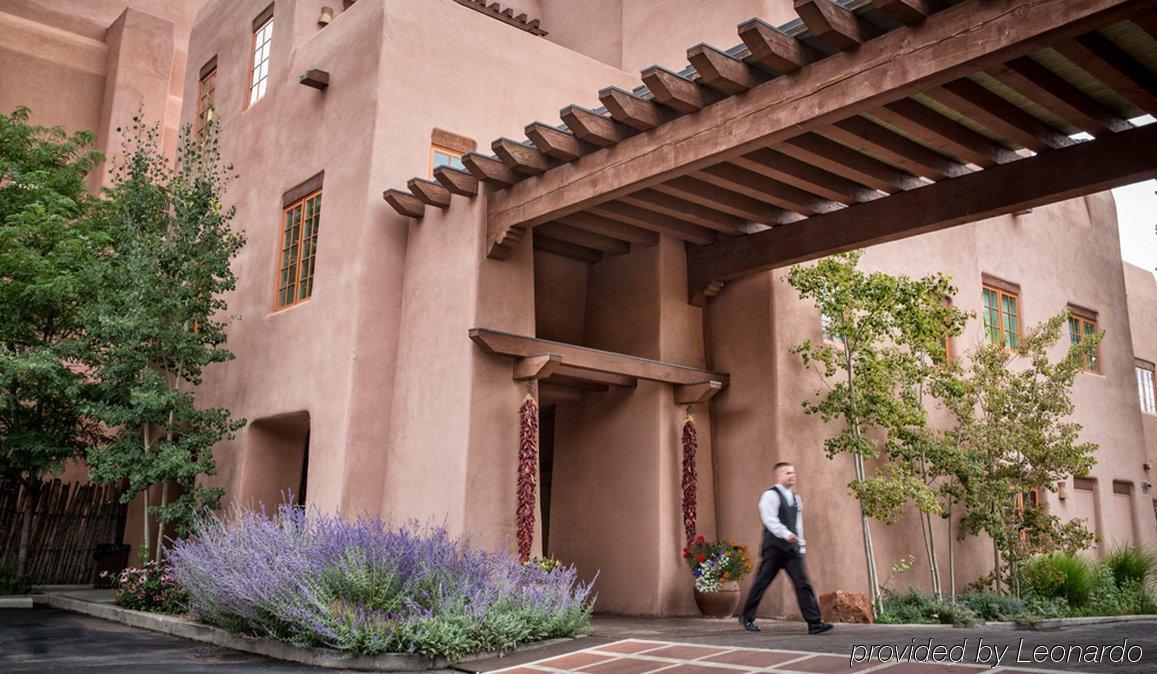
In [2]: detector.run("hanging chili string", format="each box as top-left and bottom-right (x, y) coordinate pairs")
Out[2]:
(681, 407), (698, 549)
(517, 391), (539, 563)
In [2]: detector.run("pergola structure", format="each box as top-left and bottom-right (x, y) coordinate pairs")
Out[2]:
(385, 0), (1157, 305)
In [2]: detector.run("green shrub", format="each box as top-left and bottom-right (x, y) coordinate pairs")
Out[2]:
(958, 592), (1026, 621)
(1080, 564), (1157, 617)
(877, 588), (978, 626)
(0, 561), (35, 595)
(1020, 553), (1095, 608)
(1103, 546), (1155, 588)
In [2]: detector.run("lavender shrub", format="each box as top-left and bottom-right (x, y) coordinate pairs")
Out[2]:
(168, 504), (594, 660)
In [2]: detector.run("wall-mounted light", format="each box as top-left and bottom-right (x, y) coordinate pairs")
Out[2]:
(1057, 481), (1068, 500)
(318, 7), (334, 26)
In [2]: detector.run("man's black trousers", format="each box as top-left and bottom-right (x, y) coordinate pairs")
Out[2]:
(740, 546), (822, 623)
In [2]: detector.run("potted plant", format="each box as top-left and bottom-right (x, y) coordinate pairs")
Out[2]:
(683, 535), (752, 618)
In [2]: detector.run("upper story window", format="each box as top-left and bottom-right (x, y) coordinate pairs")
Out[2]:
(276, 172), (323, 310)
(195, 57), (217, 137)
(429, 129), (476, 178)
(1067, 308), (1101, 374)
(982, 279), (1020, 349)
(1138, 360), (1156, 415)
(248, 5), (275, 107)
(430, 145), (466, 176)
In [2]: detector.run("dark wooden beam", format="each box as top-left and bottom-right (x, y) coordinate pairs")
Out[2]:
(383, 189), (424, 218)
(462, 152), (518, 187)
(1054, 32), (1157, 115)
(794, 0), (877, 51)
(298, 69), (329, 90)
(652, 178), (786, 225)
(469, 327), (730, 386)
(823, 116), (969, 179)
(556, 212), (659, 246)
(599, 86), (676, 130)
(777, 133), (924, 193)
(487, 0), (1146, 240)
(513, 353), (562, 381)
(533, 234), (603, 264)
(873, 0), (932, 24)
(406, 178), (451, 208)
(642, 66), (723, 113)
(987, 57), (1131, 136)
(687, 122), (1157, 301)
(588, 201), (716, 245)
(536, 222), (631, 256)
(674, 380), (725, 404)
(525, 122), (594, 161)
(621, 187), (755, 232)
(433, 166), (479, 196)
(492, 138), (554, 175)
(733, 148), (882, 203)
(687, 43), (768, 94)
(737, 17), (822, 74)
(553, 366), (636, 388)
(926, 78), (1074, 151)
(695, 163), (838, 215)
(872, 98), (1018, 167)
(559, 105), (636, 147)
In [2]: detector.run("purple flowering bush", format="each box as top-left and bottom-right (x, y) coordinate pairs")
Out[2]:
(168, 504), (594, 660)
(108, 562), (188, 614)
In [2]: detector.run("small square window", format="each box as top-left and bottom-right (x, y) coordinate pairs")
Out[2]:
(430, 145), (466, 177)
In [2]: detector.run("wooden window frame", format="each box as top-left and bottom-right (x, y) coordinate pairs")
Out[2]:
(429, 144), (466, 178)
(195, 57), (217, 137)
(247, 5), (275, 109)
(274, 177), (323, 311)
(1067, 307), (1102, 374)
(1137, 359), (1156, 415)
(982, 281), (1022, 350)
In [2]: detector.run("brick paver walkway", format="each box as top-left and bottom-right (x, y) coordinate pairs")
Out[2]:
(491, 639), (1074, 674)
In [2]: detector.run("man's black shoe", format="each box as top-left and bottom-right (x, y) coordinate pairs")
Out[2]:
(807, 621), (833, 635)
(739, 617), (761, 632)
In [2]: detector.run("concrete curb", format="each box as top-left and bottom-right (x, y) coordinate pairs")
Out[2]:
(39, 593), (577, 671)
(0, 596), (35, 608)
(841, 614), (1157, 630)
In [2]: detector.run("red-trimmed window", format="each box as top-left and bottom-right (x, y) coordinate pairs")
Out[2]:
(276, 190), (321, 309)
(1068, 311), (1101, 374)
(195, 63), (217, 137)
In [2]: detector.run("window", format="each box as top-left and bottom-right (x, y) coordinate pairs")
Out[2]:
(1138, 361), (1156, 414)
(195, 58), (217, 137)
(277, 188), (321, 309)
(1068, 310), (1101, 373)
(821, 312), (844, 345)
(430, 145), (466, 177)
(982, 283), (1020, 349)
(248, 6), (274, 107)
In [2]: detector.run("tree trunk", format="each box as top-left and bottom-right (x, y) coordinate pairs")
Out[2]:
(154, 481), (168, 564)
(141, 424), (151, 565)
(15, 475), (36, 576)
(948, 501), (956, 601)
(992, 539), (1001, 594)
(845, 343), (881, 613)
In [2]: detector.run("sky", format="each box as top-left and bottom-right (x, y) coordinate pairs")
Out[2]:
(1113, 179), (1156, 273)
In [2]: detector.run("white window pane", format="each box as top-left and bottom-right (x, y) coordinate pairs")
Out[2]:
(258, 79), (267, 99)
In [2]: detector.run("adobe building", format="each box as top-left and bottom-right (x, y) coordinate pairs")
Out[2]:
(3, 0), (1155, 617)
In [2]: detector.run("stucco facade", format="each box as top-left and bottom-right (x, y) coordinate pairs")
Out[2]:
(3, 0), (1155, 618)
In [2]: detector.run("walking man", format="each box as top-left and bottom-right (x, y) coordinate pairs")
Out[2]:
(739, 462), (832, 634)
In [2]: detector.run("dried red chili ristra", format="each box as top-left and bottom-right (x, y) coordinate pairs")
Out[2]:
(517, 393), (539, 563)
(681, 413), (698, 549)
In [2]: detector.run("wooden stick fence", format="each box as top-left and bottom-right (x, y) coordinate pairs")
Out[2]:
(0, 480), (127, 585)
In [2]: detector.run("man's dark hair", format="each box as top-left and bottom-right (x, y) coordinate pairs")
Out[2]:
(773, 462), (793, 471)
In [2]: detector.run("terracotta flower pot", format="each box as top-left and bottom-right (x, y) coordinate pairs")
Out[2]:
(693, 580), (741, 618)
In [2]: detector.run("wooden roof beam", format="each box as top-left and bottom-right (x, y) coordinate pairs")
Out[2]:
(687, 43), (769, 94)
(433, 166), (479, 197)
(513, 353), (562, 381)
(873, 98), (1019, 167)
(469, 327), (730, 386)
(383, 189), (424, 218)
(641, 66), (723, 113)
(777, 133), (924, 193)
(536, 222), (631, 256)
(926, 79), (1074, 152)
(533, 234), (604, 264)
(1054, 32), (1157, 115)
(694, 163), (839, 215)
(492, 138), (555, 175)
(406, 178), (452, 208)
(462, 152), (518, 187)
(599, 86), (677, 130)
(559, 105), (637, 147)
(688, 121), (1157, 302)
(674, 380), (724, 404)
(556, 212), (659, 246)
(732, 148), (881, 203)
(823, 116), (970, 180)
(588, 201), (716, 245)
(525, 122), (595, 161)
(794, 0), (877, 52)
(737, 17), (821, 74)
(624, 185), (766, 231)
(553, 365), (637, 388)
(873, 0), (933, 24)
(987, 57), (1131, 136)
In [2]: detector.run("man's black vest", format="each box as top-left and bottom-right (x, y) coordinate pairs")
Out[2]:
(761, 485), (799, 552)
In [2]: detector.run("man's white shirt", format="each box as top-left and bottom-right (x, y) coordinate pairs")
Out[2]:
(757, 487), (805, 553)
